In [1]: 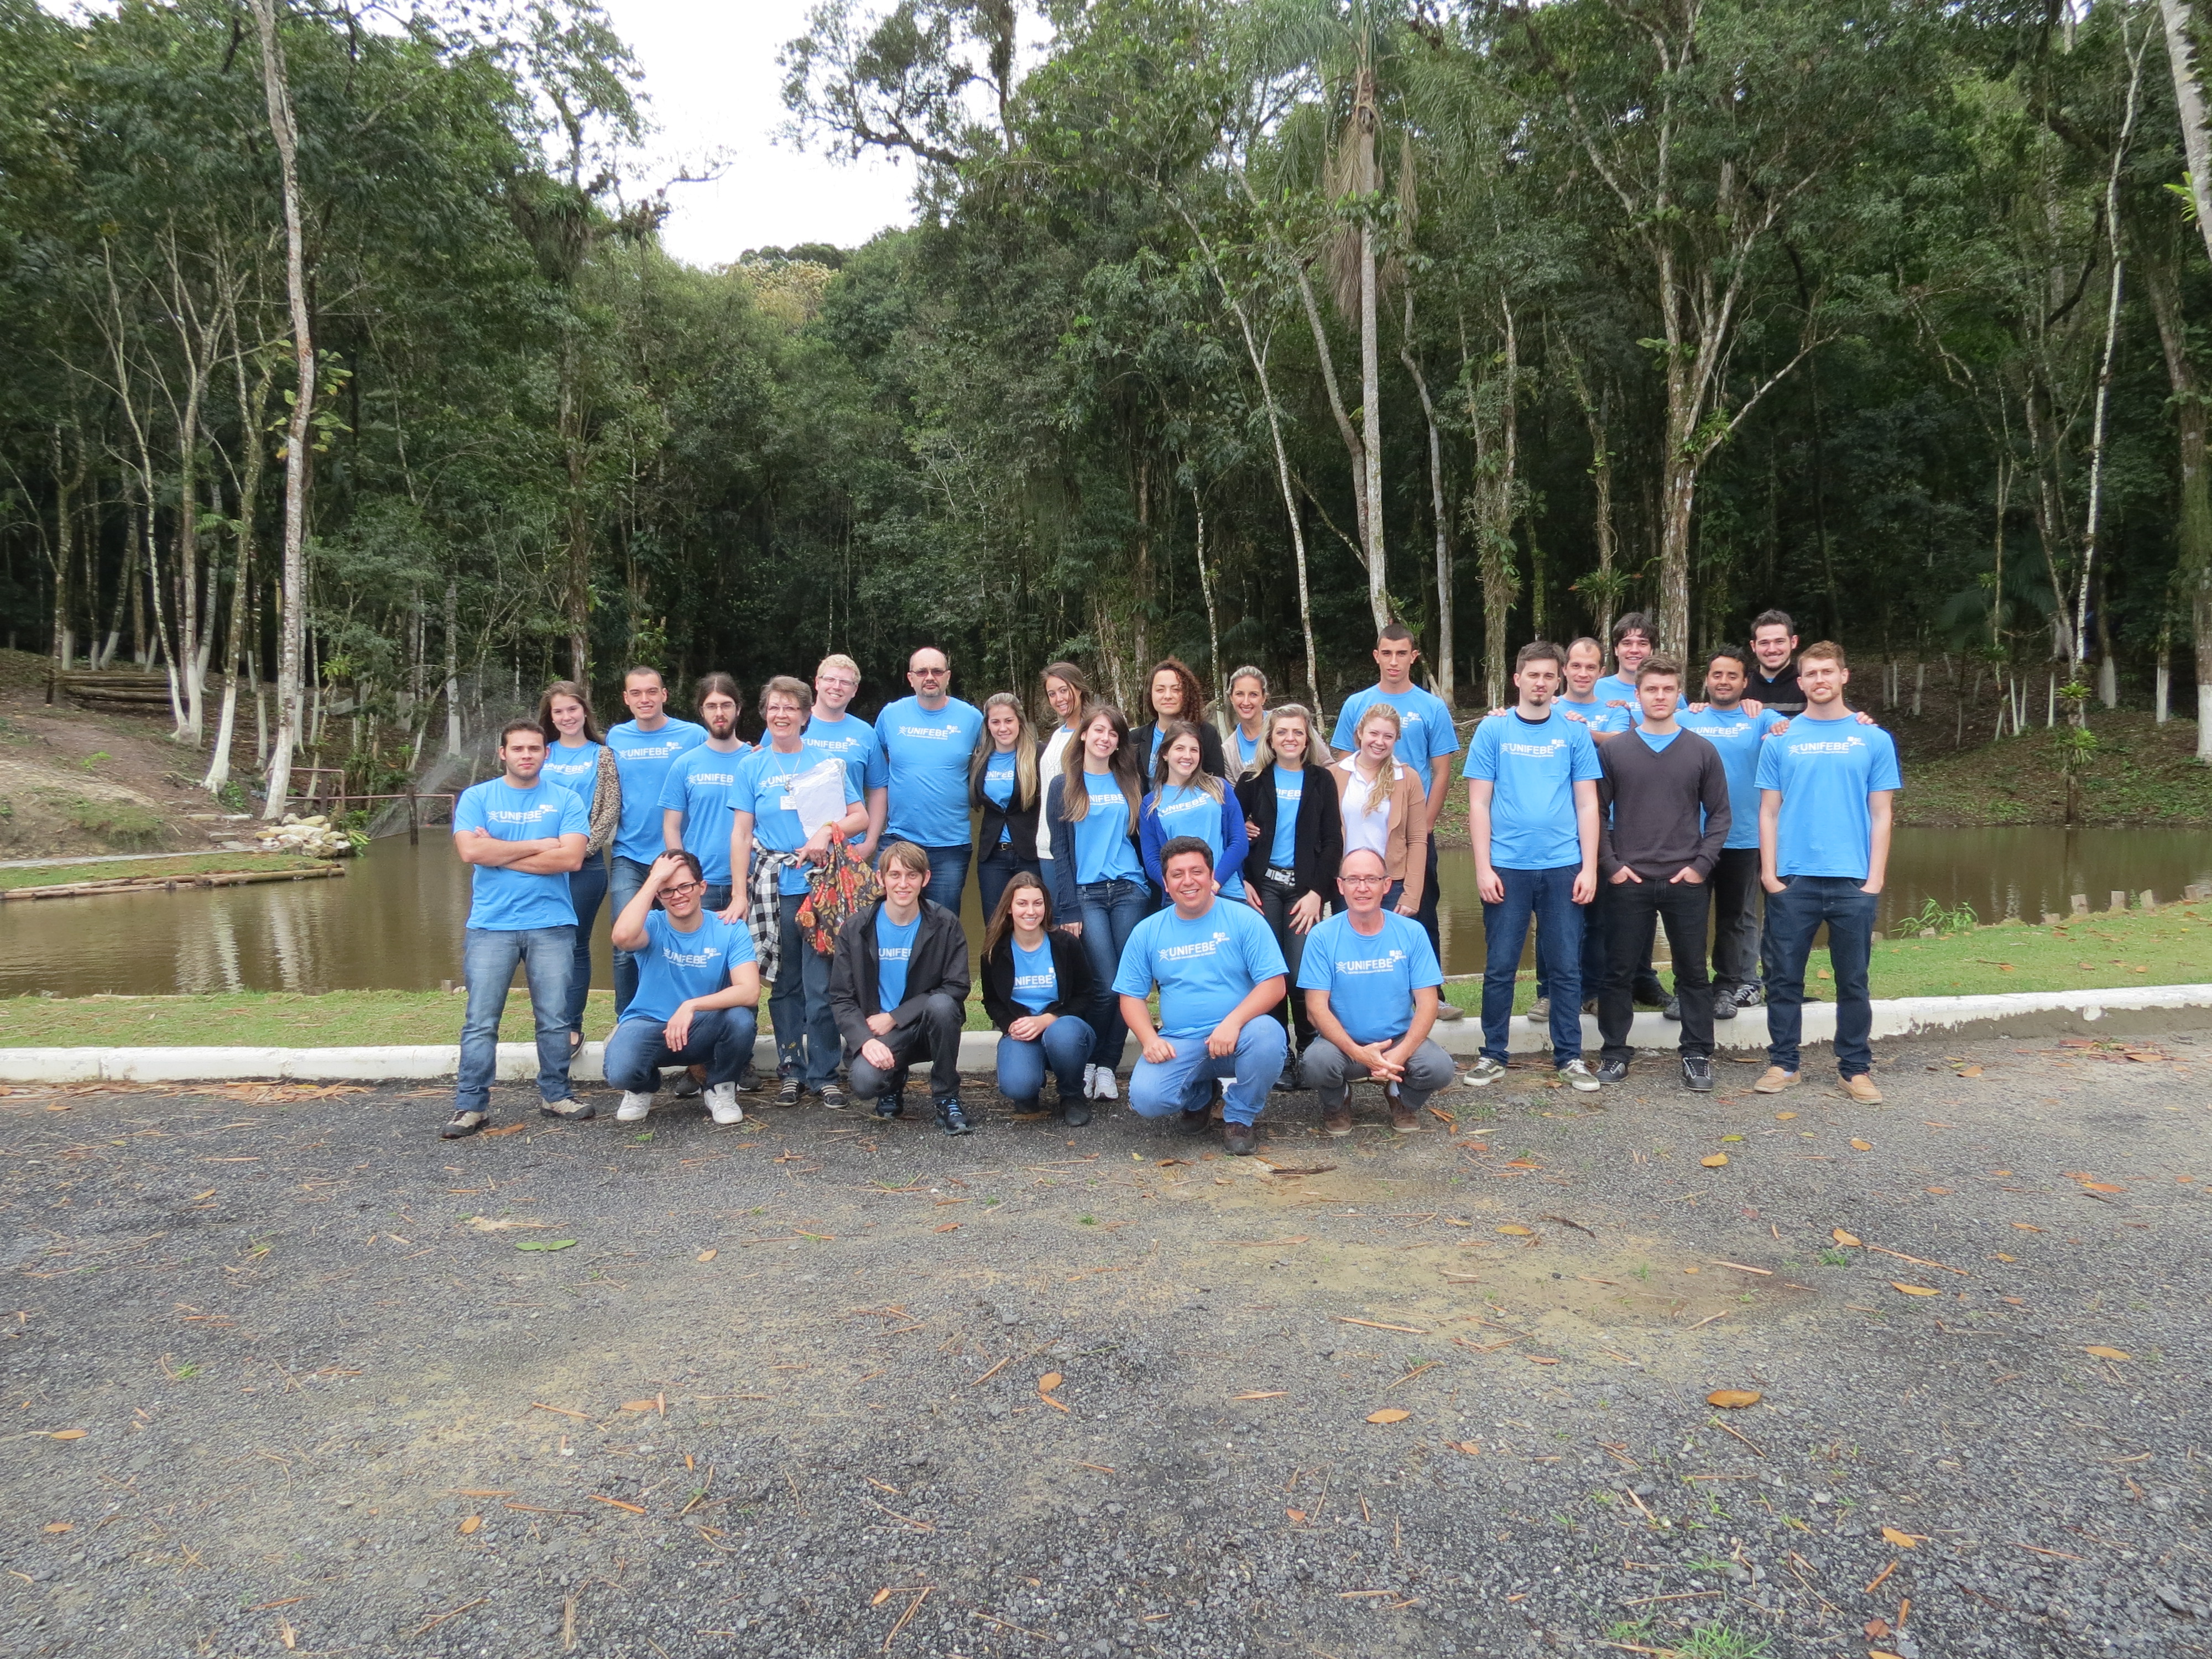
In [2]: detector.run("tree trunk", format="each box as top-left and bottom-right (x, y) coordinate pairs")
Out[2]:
(1400, 290), (1454, 707)
(443, 571), (462, 757)
(2160, 0), (2212, 271)
(253, 0), (314, 819)
(1357, 215), (1387, 632)
(560, 325), (592, 684)
(205, 356), (269, 794)
(2141, 235), (2212, 760)
(1191, 492), (1220, 708)
(1467, 304), (1522, 711)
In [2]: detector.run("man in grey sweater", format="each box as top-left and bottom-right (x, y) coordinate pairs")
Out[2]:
(1593, 656), (1731, 1092)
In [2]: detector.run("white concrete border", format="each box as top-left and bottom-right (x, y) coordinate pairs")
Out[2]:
(4, 983), (2210, 1083)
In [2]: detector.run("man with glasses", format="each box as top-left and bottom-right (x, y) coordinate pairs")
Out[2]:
(1297, 848), (1453, 1136)
(606, 666), (707, 1016)
(806, 654), (887, 859)
(604, 850), (761, 1126)
(869, 647), (985, 911)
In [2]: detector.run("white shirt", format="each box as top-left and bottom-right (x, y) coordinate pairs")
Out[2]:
(1037, 725), (1077, 859)
(1337, 755), (1398, 859)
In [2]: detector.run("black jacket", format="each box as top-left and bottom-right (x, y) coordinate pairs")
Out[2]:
(1123, 718), (1228, 783)
(978, 927), (1093, 1032)
(1234, 761), (1344, 904)
(828, 897), (972, 1052)
(1044, 772), (1150, 914)
(971, 754), (1042, 864)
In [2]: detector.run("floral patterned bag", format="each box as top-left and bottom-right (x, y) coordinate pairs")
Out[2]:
(795, 842), (883, 957)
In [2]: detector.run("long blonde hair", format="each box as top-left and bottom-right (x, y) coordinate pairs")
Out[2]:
(1060, 705), (1141, 828)
(1347, 704), (1404, 817)
(1255, 703), (1329, 774)
(1151, 719), (1224, 803)
(969, 692), (1040, 809)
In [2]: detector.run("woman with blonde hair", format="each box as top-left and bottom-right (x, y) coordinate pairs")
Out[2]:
(1333, 703), (1426, 916)
(536, 680), (621, 1051)
(1234, 703), (1340, 1052)
(969, 691), (1044, 922)
(1035, 661), (1092, 868)
(1218, 665), (1270, 776)
(1045, 703), (1150, 1101)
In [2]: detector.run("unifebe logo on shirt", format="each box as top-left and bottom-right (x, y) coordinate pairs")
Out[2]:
(896, 724), (954, 740)
(659, 943), (723, 969)
(1788, 734), (1867, 757)
(487, 805), (561, 826)
(1155, 929), (1230, 963)
(1337, 947), (1407, 975)
(1498, 735), (1569, 759)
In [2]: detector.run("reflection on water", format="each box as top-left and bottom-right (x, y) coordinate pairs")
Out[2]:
(4, 826), (2207, 997)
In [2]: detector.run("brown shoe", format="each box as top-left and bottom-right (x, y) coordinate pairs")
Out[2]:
(1839, 1073), (1884, 1104)
(1322, 1099), (1353, 1136)
(1752, 1066), (1800, 1094)
(1389, 1092), (1422, 1134)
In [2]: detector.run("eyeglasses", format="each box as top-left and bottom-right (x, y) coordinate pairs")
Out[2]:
(911, 666), (949, 677)
(661, 882), (702, 899)
(1340, 874), (1389, 887)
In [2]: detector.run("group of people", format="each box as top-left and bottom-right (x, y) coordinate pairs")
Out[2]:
(442, 609), (1900, 1155)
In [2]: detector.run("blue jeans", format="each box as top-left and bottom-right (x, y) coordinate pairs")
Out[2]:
(914, 843), (972, 920)
(773, 890), (840, 1090)
(457, 925), (575, 1113)
(1073, 877), (1151, 1070)
(609, 856), (654, 1016)
(562, 853), (608, 1035)
(702, 882), (732, 915)
(995, 1015), (1095, 1104)
(1763, 875), (1879, 1079)
(1481, 864), (1585, 1066)
(1128, 1018), (1287, 1127)
(975, 842), (1040, 927)
(603, 1006), (759, 1092)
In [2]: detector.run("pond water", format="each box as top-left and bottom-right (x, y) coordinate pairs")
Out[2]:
(4, 826), (2208, 1000)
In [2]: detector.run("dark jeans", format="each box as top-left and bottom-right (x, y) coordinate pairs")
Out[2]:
(1073, 877), (1151, 1070)
(1763, 875), (1879, 1079)
(701, 881), (732, 915)
(847, 989), (966, 1102)
(1599, 878), (1715, 1064)
(773, 891), (840, 1091)
(974, 842), (1041, 928)
(1416, 830), (1441, 958)
(456, 925), (575, 1114)
(603, 1006), (758, 1092)
(609, 855), (653, 1016)
(1481, 864), (1585, 1066)
(1253, 878), (1323, 1047)
(1538, 882), (1652, 1006)
(915, 843), (972, 921)
(1709, 847), (1763, 992)
(562, 853), (608, 1035)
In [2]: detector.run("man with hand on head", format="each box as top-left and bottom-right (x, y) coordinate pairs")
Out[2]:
(606, 666), (707, 1016)
(604, 851), (761, 1126)
(1591, 656), (1730, 1093)
(870, 647), (985, 910)
(831, 841), (975, 1134)
(1297, 848), (1453, 1137)
(1115, 837), (1289, 1157)
(445, 719), (590, 1139)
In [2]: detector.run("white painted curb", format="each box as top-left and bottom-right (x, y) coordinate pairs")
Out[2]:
(4, 983), (2209, 1084)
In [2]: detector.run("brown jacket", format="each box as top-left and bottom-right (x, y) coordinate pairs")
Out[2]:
(1332, 756), (1427, 907)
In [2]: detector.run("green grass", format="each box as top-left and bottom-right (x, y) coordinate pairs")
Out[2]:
(0, 852), (333, 893)
(1895, 708), (2212, 828)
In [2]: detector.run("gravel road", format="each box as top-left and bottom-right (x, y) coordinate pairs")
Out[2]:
(3, 1025), (2209, 1659)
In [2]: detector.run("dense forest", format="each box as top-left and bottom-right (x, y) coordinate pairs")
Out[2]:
(3, 0), (2211, 819)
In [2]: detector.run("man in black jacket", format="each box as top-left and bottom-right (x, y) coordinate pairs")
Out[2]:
(1593, 656), (1731, 1092)
(829, 841), (975, 1133)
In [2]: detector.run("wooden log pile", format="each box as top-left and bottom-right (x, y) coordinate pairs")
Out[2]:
(54, 671), (175, 711)
(0, 864), (345, 902)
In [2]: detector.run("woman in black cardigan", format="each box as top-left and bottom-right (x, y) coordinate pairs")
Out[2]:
(1233, 703), (1342, 1052)
(979, 872), (1098, 1123)
(970, 692), (1044, 924)
(1122, 656), (1228, 780)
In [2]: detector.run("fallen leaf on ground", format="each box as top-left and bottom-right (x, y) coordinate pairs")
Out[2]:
(482, 1123), (527, 1138)
(1706, 1389), (1762, 1409)
(2080, 1182), (2125, 1194)
(2083, 1346), (2132, 1361)
(1286, 1508), (1308, 1522)
(1038, 1373), (1063, 1392)
(1526, 1356), (1560, 1365)
(1881, 1527), (1926, 1547)
(2011, 1222), (2043, 1233)
(1366, 1409), (1411, 1424)
(47, 1430), (86, 1441)
(932, 1223), (959, 1233)
(1850, 1139), (1874, 1151)
(1774, 1110), (1797, 1120)
(1891, 1283), (1940, 1297)
(1496, 1224), (1533, 1236)
(465, 1215), (546, 1232)
(1956, 1065), (1983, 1077)
(1231, 1391), (1285, 1401)
(619, 1400), (658, 1413)
(1833, 1229), (1862, 1248)
(1700, 1154), (1729, 1168)
(458, 1515), (481, 1535)
(1865, 1617), (1892, 1639)
(513, 1239), (577, 1251)
(41, 1522), (70, 1533)
(1446, 1442), (1483, 1455)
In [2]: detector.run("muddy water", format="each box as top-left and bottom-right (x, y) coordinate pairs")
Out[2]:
(3, 826), (2207, 998)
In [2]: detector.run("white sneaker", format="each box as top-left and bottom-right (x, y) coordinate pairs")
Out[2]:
(1082, 1063), (1100, 1099)
(1557, 1059), (1601, 1094)
(616, 1091), (655, 1122)
(1095, 1067), (1119, 1101)
(704, 1083), (743, 1125)
(1463, 1056), (1507, 1087)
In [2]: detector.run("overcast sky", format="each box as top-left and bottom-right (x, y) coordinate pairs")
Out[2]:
(599, 0), (919, 265)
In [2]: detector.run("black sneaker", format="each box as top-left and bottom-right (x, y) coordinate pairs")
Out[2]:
(1594, 1058), (1630, 1084)
(440, 1110), (487, 1139)
(732, 1067), (761, 1094)
(936, 1097), (974, 1136)
(538, 1098), (596, 1121)
(1061, 1095), (1093, 1128)
(1661, 995), (1682, 1022)
(1633, 979), (1668, 1008)
(1223, 1120), (1257, 1156)
(1178, 1104), (1212, 1134)
(874, 1092), (906, 1121)
(1712, 993), (1738, 1021)
(1682, 1055), (1714, 1093)
(775, 1076), (802, 1108)
(1733, 983), (1766, 1009)
(818, 1083), (849, 1110)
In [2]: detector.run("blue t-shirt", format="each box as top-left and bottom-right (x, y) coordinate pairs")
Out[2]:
(1010, 938), (1057, 1013)
(1331, 685), (1460, 777)
(982, 751), (1018, 844)
(1592, 674), (1640, 719)
(658, 742), (751, 885)
(875, 909), (922, 1009)
(1267, 766), (1303, 870)
(1072, 774), (1143, 885)
(1148, 782), (1240, 896)
(1112, 899), (1288, 1041)
(623, 909), (757, 1027)
(873, 697), (984, 847)
(1634, 727), (1679, 754)
(733, 743), (849, 896)
(1297, 910), (1443, 1046)
(540, 738), (603, 817)
(1558, 695), (1633, 736)
(1462, 709), (1603, 870)
(453, 778), (588, 931)
(1678, 707), (1766, 851)
(1755, 713), (1903, 880)
(1232, 727), (1264, 773)
(803, 711), (886, 822)
(606, 718), (707, 863)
